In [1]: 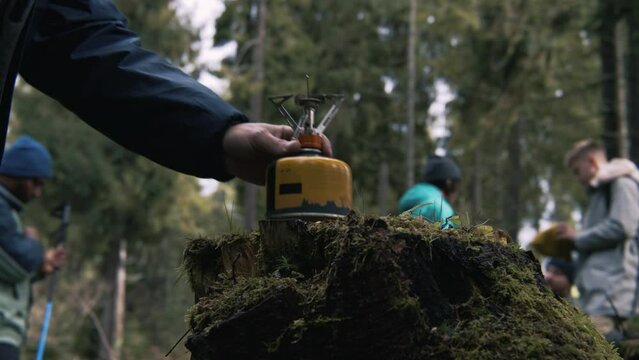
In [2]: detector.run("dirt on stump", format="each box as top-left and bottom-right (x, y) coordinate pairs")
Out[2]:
(181, 213), (619, 360)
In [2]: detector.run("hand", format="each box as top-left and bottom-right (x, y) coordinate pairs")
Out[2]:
(554, 223), (576, 242)
(24, 226), (39, 239)
(41, 246), (66, 275)
(222, 123), (333, 185)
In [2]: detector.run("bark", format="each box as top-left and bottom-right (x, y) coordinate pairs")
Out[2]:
(98, 237), (118, 360)
(377, 162), (390, 215)
(615, 18), (629, 158)
(243, 184), (258, 229)
(406, 0), (417, 188)
(627, 1), (639, 164)
(600, 0), (620, 158)
(97, 235), (127, 360)
(112, 239), (127, 360)
(472, 147), (482, 221)
(505, 116), (522, 240)
(244, 0), (268, 230)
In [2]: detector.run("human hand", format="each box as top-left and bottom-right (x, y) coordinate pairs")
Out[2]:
(41, 246), (66, 275)
(554, 223), (576, 242)
(223, 123), (333, 185)
(24, 226), (39, 239)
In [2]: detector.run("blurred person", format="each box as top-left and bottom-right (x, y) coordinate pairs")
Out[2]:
(556, 139), (639, 341)
(0, 135), (65, 360)
(0, 0), (332, 186)
(543, 257), (574, 301)
(398, 154), (461, 227)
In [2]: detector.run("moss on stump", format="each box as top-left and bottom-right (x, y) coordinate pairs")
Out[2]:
(182, 214), (619, 359)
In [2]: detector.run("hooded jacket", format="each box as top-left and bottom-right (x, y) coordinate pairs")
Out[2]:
(0, 184), (44, 346)
(575, 159), (639, 318)
(398, 183), (456, 227)
(0, 0), (248, 180)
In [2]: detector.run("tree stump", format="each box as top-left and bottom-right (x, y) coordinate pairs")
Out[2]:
(181, 213), (619, 359)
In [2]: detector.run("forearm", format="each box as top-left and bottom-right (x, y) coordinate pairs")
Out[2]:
(576, 177), (639, 252)
(574, 219), (626, 252)
(20, 0), (248, 179)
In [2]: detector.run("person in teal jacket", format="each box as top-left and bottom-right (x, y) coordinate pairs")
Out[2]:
(398, 155), (461, 227)
(0, 135), (65, 360)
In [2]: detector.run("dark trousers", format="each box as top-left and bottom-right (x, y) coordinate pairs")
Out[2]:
(0, 342), (20, 360)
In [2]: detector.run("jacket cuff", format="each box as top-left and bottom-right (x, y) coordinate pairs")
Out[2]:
(212, 112), (249, 181)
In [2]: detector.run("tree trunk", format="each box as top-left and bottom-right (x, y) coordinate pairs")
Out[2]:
(98, 237), (117, 360)
(112, 238), (127, 360)
(244, 0), (268, 230)
(377, 162), (390, 215)
(615, 18), (629, 158)
(406, 0), (417, 188)
(98, 236), (127, 360)
(505, 116), (522, 241)
(627, 1), (639, 164)
(99, 299), (114, 360)
(600, 0), (620, 158)
(244, 184), (258, 229)
(472, 147), (482, 222)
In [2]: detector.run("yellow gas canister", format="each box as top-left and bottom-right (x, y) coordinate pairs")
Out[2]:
(266, 92), (352, 219)
(266, 135), (352, 219)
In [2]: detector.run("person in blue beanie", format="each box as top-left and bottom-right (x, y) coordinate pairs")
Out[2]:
(398, 155), (461, 227)
(0, 135), (66, 360)
(543, 257), (575, 301)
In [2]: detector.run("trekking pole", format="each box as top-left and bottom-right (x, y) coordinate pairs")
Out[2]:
(35, 202), (71, 360)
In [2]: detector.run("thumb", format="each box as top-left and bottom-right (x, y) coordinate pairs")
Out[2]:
(254, 130), (301, 157)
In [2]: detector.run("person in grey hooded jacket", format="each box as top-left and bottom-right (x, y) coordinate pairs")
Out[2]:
(556, 139), (639, 341)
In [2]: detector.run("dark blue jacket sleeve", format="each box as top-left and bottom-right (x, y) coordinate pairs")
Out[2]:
(19, 0), (248, 180)
(0, 203), (44, 275)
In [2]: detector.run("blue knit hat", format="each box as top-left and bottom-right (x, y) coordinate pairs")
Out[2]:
(0, 135), (52, 178)
(422, 155), (461, 183)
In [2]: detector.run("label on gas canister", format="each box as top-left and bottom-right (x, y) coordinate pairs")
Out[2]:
(266, 156), (352, 219)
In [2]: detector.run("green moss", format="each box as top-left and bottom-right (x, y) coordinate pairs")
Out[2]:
(184, 213), (620, 359)
(186, 276), (298, 333)
(181, 232), (259, 297)
(432, 244), (617, 359)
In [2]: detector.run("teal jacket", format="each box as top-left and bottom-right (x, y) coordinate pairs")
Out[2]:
(0, 185), (43, 346)
(398, 183), (456, 227)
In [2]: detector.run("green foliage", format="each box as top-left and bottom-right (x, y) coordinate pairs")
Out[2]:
(6, 0), (621, 356)
(216, 0), (422, 213)
(425, 0), (600, 227)
(215, 0), (603, 235)
(116, 0), (199, 67)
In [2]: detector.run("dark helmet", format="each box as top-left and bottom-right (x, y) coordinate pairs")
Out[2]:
(421, 155), (461, 184)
